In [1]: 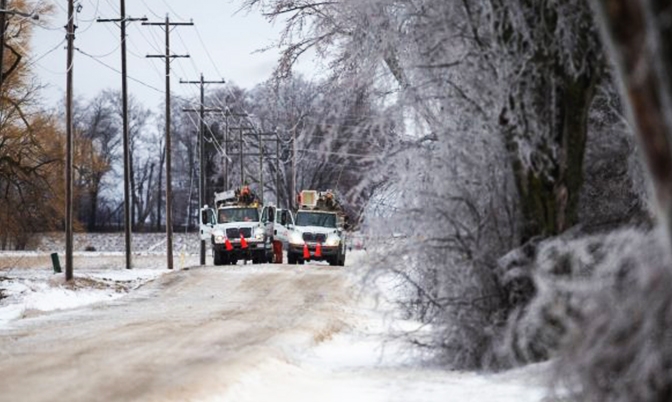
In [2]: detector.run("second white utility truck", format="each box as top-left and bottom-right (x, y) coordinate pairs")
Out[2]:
(288, 190), (348, 266)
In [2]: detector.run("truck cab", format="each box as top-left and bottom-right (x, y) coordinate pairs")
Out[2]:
(200, 187), (273, 266)
(288, 190), (347, 266)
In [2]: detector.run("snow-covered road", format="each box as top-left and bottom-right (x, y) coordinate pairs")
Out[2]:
(0, 251), (549, 401)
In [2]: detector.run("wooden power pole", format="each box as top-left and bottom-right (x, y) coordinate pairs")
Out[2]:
(143, 15), (192, 270)
(65, 0), (75, 281)
(0, 0), (6, 91)
(181, 74), (225, 266)
(97, 2), (147, 270)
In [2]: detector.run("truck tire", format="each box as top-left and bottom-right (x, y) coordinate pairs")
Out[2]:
(213, 250), (223, 266)
(288, 252), (297, 265)
(252, 251), (266, 264)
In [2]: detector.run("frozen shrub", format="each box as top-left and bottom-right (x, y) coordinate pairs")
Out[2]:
(551, 229), (672, 401)
(490, 228), (657, 369)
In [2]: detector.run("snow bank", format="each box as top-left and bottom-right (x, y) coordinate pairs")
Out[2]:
(210, 299), (549, 402)
(0, 253), (178, 328)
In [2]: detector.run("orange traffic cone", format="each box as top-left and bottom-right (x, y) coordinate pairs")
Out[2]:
(240, 234), (248, 249)
(225, 239), (233, 251)
(303, 244), (310, 259)
(315, 242), (322, 258)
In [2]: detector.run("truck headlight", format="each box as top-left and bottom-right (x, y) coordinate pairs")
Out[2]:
(325, 235), (340, 247)
(254, 227), (264, 240)
(213, 231), (226, 244)
(289, 232), (304, 245)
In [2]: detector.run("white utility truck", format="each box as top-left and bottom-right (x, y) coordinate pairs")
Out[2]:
(288, 190), (348, 266)
(200, 186), (298, 265)
(200, 186), (273, 265)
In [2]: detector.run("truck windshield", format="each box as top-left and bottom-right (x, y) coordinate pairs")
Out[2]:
(218, 208), (259, 223)
(295, 212), (337, 228)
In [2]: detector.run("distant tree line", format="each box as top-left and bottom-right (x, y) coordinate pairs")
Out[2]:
(0, 0), (390, 248)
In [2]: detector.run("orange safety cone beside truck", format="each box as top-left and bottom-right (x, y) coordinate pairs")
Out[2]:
(303, 244), (310, 260)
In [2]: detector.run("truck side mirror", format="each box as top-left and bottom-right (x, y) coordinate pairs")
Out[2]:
(201, 210), (209, 225)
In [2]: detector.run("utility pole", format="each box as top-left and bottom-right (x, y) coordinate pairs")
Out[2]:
(221, 110), (247, 190)
(0, 0), (7, 91)
(240, 127), (245, 186)
(223, 131), (280, 205)
(258, 131), (263, 203)
(224, 111), (229, 189)
(143, 15), (192, 270)
(65, 0), (75, 281)
(275, 129), (280, 207)
(292, 125), (297, 210)
(181, 74), (225, 266)
(97, 3), (147, 271)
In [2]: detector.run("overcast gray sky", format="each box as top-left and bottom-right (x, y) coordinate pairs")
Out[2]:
(30, 0), (316, 110)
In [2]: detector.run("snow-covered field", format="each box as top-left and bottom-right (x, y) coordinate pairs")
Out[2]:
(0, 234), (550, 401)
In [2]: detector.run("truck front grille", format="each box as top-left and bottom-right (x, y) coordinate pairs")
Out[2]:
(302, 232), (327, 243)
(226, 227), (252, 238)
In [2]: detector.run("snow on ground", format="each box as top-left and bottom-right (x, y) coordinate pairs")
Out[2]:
(0, 249), (196, 328)
(209, 250), (550, 402)
(214, 311), (550, 402)
(0, 233), (202, 329)
(0, 237), (552, 401)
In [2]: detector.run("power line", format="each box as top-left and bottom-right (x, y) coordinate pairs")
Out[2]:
(75, 48), (163, 93)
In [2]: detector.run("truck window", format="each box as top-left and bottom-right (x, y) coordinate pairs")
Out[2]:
(201, 209), (212, 225)
(296, 212), (336, 228)
(218, 208), (260, 223)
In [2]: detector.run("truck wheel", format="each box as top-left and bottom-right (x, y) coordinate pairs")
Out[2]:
(230, 258), (238, 265)
(288, 252), (296, 265)
(252, 251), (265, 264)
(328, 256), (338, 266)
(213, 250), (223, 266)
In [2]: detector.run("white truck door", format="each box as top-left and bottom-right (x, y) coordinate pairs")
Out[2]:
(264, 206), (276, 238)
(275, 209), (294, 244)
(200, 207), (216, 241)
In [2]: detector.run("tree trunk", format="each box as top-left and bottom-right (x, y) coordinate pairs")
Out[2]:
(88, 177), (101, 231)
(592, 0), (672, 248)
(503, 71), (598, 242)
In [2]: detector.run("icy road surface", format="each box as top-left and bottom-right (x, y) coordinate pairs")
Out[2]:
(0, 253), (548, 401)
